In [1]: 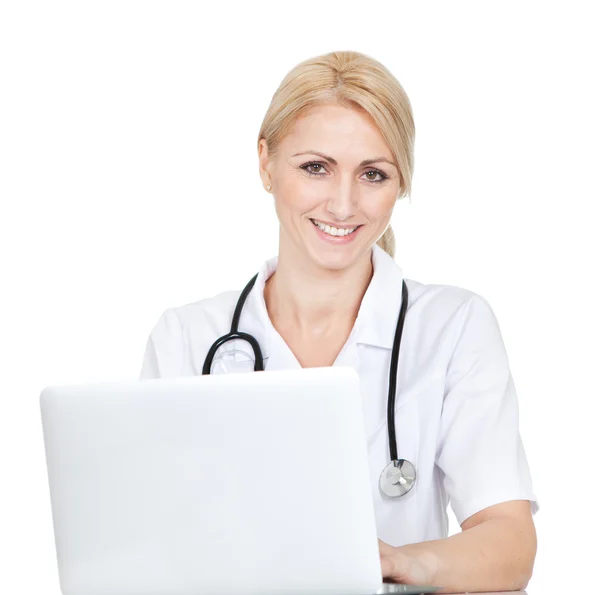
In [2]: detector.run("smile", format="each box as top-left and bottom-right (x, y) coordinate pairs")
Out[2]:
(310, 219), (359, 237)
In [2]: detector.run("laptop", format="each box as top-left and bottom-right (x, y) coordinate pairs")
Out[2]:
(40, 366), (440, 595)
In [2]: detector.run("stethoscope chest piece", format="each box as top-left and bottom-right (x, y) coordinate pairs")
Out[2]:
(379, 459), (417, 498)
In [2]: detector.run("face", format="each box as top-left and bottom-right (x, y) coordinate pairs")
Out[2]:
(258, 103), (401, 271)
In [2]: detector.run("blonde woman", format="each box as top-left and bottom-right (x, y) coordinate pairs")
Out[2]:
(140, 50), (539, 593)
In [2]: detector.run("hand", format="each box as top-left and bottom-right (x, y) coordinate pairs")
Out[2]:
(378, 538), (436, 585)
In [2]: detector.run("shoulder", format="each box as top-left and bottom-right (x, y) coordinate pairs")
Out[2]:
(403, 277), (503, 364)
(404, 276), (491, 324)
(410, 280), (510, 389)
(171, 289), (241, 333)
(148, 289), (238, 333)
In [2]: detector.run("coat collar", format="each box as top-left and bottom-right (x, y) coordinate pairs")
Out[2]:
(244, 244), (406, 359)
(354, 244), (406, 350)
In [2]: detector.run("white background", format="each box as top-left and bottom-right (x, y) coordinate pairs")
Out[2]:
(1, 1), (598, 593)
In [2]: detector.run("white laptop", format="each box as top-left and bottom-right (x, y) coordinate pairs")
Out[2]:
(40, 366), (440, 595)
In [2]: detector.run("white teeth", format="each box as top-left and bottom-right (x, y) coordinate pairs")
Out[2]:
(312, 219), (357, 236)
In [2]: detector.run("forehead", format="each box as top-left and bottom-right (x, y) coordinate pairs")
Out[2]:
(281, 104), (392, 159)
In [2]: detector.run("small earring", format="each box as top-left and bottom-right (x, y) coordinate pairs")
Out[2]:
(266, 184), (272, 191)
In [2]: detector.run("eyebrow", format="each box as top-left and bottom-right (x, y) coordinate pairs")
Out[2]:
(291, 150), (397, 169)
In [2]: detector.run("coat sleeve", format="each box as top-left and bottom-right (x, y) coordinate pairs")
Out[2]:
(139, 308), (186, 379)
(435, 294), (540, 527)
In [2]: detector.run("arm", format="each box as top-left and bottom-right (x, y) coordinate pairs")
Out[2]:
(381, 293), (539, 591)
(380, 500), (537, 592)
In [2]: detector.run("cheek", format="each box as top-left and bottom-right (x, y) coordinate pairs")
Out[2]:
(362, 192), (398, 220)
(275, 177), (323, 215)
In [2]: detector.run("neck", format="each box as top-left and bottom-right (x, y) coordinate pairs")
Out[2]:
(264, 239), (373, 336)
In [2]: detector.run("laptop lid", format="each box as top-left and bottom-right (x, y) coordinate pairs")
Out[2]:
(41, 366), (393, 595)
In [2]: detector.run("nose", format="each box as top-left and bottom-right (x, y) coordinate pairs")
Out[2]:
(325, 179), (358, 222)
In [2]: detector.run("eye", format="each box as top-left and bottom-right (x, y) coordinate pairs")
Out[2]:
(300, 161), (328, 176)
(363, 169), (389, 184)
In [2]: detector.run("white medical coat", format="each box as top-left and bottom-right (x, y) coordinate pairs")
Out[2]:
(139, 244), (539, 546)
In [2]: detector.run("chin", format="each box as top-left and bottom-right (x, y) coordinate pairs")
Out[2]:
(305, 244), (363, 272)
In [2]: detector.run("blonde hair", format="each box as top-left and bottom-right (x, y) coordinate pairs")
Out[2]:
(257, 50), (415, 258)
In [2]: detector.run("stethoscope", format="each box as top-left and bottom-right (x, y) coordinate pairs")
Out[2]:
(202, 274), (416, 498)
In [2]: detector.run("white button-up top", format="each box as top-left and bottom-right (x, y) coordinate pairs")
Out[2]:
(139, 244), (539, 546)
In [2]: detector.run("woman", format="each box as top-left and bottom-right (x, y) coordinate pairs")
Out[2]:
(140, 50), (539, 592)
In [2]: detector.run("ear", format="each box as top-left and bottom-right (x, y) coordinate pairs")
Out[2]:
(258, 138), (273, 192)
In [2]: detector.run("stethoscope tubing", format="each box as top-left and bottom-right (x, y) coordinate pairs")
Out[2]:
(202, 274), (263, 374)
(387, 279), (408, 462)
